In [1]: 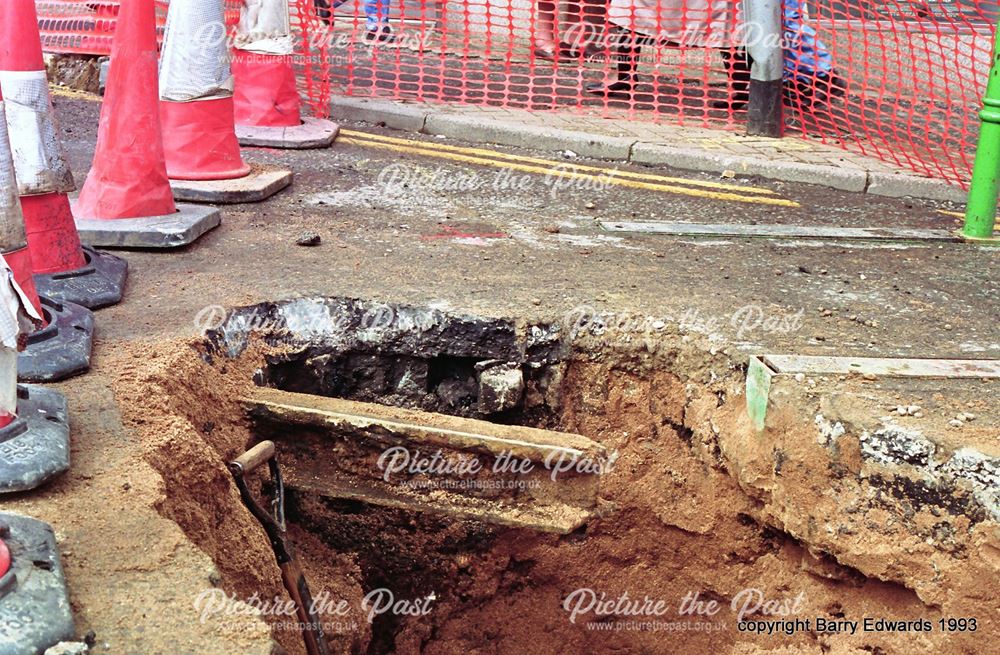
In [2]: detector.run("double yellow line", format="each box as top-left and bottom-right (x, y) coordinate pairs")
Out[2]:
(339, 129), (799, 207)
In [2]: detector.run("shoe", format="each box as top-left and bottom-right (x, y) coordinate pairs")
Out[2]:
(534, 41), (603, 61)
(789, 71), (846, 109)
(532, 44), (558, 60)
(584, 78), (634, 99)
(716, 71), (845, 111)
(313, 0), (334, 25)
(365, 25), (394, 43)
(532, 41), (571, 61)
(818, 71), (847, 98)
(713, 94), (748, 111)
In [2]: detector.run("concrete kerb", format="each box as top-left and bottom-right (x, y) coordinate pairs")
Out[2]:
(867, 171), (968, 203)
(424, 114), (636, 161)
(329, 96), (967, 203)
(329, 96), (428, 131)
(629, 142), (869, 192)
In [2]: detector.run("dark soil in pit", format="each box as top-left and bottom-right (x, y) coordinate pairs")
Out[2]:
(111, 297), (992, 655)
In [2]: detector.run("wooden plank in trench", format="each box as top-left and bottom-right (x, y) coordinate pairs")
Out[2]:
(243, 387), (609, 534)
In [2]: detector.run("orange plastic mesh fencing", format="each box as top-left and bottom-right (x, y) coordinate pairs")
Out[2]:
(35, 0), (332, 119)
(781, 0), (995, 188)
(318, 0), (992, 188)
(35, 0), (997, 187)
(291, 0), (335, 118)
(36, 1), (155, 54)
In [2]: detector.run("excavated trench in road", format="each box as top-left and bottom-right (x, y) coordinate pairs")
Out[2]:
(115, 297), (993, 655)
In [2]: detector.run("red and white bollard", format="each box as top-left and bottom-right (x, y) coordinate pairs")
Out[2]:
(158, 0), (292, 203)
(233, 0), (339, 149)
(0, 254), (43, 429)
(0, 74), (93, 383)
(0, 84), (72, 492)
(0, 0), (128, 310)
(73, 0), (221, 249)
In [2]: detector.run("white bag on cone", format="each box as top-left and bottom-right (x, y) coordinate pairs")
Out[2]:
(159, 0), (234, 102)
(0, 254), (43, 420)
(235, 0), (295, 55)
(0, 71), (74, 195)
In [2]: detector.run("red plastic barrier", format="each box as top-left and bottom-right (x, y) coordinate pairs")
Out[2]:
(319, 0), (992, 188)
(0, 538), (9, 578)
(36, 0), (994, 187)
(36, 0), (162, 54)
(784, 2), (993, 187)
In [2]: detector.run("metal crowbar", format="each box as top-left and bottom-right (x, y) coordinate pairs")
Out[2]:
(229, 440), (331, 655)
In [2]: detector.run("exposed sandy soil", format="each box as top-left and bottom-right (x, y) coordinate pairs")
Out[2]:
(94, 315), (995, 655)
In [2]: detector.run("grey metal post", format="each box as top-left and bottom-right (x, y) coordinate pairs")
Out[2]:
(745, 0), (784, 137)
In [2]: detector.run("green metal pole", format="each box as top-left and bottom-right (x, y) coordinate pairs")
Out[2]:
(963, 22), (1000, 241)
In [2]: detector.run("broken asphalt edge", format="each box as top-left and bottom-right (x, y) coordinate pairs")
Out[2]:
(329, 95), (967, 204)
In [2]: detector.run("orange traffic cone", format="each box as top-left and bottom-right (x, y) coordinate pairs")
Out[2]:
(159, 0), (291, 202)
(0, 0), (127, 309)
(0, 82), (93, 383)
(74, 0), (221, 249)
(232, 0), (338, 149)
